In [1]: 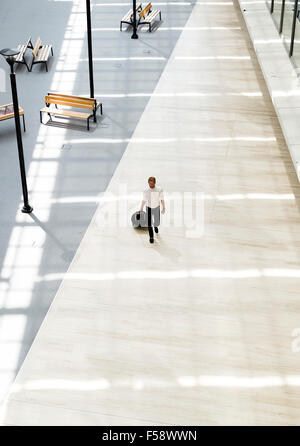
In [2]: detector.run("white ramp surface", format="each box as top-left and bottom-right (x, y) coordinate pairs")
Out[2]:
(3, 1), (300, 425)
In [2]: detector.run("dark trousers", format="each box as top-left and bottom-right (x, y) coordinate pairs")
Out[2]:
(146, 206), (160, 238)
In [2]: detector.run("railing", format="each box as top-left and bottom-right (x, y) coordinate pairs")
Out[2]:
(268, 0), (300, 65)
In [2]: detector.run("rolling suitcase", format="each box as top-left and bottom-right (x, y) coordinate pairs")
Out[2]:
(131, 210), (147, 229)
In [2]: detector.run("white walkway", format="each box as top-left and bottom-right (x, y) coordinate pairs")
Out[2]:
(3, 0), (300, 425)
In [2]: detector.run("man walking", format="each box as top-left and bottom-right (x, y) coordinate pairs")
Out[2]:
(140, 177), (165, 244)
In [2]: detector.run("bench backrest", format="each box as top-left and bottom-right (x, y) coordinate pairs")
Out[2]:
(131, 3), (142, 17)
(134, 3), (142, 12)
(25, 36), (32, 50)
(45, 93), (96, 110)
(21, 37), (32, 57)
(139, 2), (152, 19)
(48, 92), (97, 106)
(32, 37), (41, 59)
(16, 36), (32, 61)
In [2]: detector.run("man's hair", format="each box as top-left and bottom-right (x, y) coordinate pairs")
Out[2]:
(148, 176), (156, 183)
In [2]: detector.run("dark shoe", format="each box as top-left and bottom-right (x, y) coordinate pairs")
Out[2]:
(149, 238), (154, 243)
(154, 227), (159, 234)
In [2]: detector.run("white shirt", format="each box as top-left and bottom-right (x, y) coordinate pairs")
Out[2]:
(143, 186), (164, 209)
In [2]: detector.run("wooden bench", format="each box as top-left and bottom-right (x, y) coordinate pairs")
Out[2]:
(14, 37), (33, 71)
(138, 2), (161, 32)
(40, 93), (102, 130)
(31, 37), (53, 72)
(0, 103), (26, 132)
(120, 3), (142, 30)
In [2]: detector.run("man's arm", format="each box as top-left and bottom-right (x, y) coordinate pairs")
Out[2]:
(160, 189), (166, 214)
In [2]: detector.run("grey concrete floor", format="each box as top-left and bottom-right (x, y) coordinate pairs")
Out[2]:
(0, 0), (194, 405)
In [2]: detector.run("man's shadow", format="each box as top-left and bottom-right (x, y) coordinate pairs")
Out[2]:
(149, 232), (181, 263)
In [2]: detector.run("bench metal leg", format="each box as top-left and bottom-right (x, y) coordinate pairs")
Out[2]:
(40, 111), (43, 124)
(51, 47), (54, 56)
(100, 104), (103, 115)
(120, 22), (122, 31)
(87, 118), (90, 131)
(15, 59), (31, 72)
(24, 59), (30, 71)
(46, 111), (52, 122)
(45, 62), (48, 72)
(22, 114), (26, 132)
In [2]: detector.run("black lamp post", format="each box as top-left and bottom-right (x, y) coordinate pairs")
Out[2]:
(131, 0), (138, 39)
(86, 0), (95, 98)
(0, 48), (33, 214)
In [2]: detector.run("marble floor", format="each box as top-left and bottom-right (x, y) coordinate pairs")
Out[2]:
(0, 0), (193, 410)
(2, 0), (300, 425)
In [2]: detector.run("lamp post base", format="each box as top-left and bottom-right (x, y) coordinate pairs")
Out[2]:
(22, 205), (33, 214)
(131, 33), (138, 39)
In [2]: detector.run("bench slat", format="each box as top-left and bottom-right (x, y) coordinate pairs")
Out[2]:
(139, 2), (152, 19)
(45, 97), (96, 110)
(48, 93), (97, 105)
(16, 45), (26, 61)
(0, 103), (14, 108)
(38, 45), (52, 62)
(47, 97), (101, 112)
(0, 105), (24, 121)
(122, 12), (132, 21)
(41, 107), (92, 120)
(32, 37), (41, 59)
(144, 10), (160, 21)
(38, 46), (46, 61)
